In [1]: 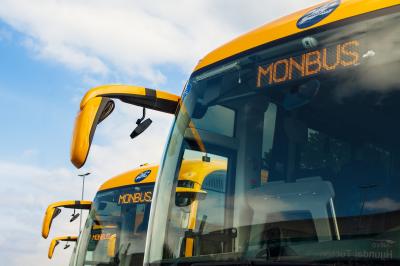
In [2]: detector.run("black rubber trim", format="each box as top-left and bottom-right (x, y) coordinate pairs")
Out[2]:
(191, 4), (400, 77)
(51, 207), (61, 219)
(89, 97), (112, 145)
(48, 207), (62, 235)
(145, 88), (157, 99)
(64, 201), (91, 209)
(102, 93), (178, 114)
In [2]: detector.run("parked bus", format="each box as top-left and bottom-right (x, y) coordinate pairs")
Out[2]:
(70, 164), (158, 266)
(47, 162), (224, 265)
(69, 0), (400, 264)
(144, 1), (400, 265)
(42, 165), (158, 264)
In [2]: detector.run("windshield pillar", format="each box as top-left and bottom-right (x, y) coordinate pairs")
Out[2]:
(233, 102), (268, 252)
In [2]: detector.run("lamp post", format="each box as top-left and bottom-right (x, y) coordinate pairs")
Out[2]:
(78, 172), (90, 232)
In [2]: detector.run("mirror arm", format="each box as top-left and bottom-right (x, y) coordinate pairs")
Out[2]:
(136, 107), (146, 125)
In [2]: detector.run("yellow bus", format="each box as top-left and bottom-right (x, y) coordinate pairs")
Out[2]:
(46, 161), (224, 265)
(144, 1), (400, 264)
(40, 165), (153, 264)
(67, 164), (158, 266)
(69, 0), (400, 264)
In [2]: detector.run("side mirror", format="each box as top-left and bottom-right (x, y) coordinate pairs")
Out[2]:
(70, 212), (80, 222)
(42, 200), (92, 239)
(107, 234), (117, 257)
(71, 84), (180, 169)
(130, 107), (152, 139)
(175, 187), (207, 207)
(48, 236), (78, 259)
(130, 118), (152, 139)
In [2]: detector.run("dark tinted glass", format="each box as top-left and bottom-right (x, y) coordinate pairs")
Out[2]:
(148, 10), (400, 265)
(75, 184), (153, 266)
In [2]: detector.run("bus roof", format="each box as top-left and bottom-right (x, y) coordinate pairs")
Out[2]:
(98, 160), (227, 192)
(98, 164), (158, 191)
(194, 0), (400, 72)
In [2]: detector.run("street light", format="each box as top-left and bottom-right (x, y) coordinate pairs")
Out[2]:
(78, 172), (90, 232)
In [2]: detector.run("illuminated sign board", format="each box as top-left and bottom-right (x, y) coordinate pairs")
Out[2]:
(257, 40), (360, 88)
(118, 191), (152, 204)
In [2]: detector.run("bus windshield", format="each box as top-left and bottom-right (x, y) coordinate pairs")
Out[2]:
(75, 184), (153, 266)
(148, 10), (400, 265)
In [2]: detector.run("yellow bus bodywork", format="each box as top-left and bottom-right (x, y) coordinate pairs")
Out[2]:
(48, 236), (78, 259)
(98, 164), (158, 191)
(42, 200), (92, 239)
(194, 0), (400, 72)
(71, 85), (180, 169)
(70, 96), (114, 169)
(80, 84), (180, 112)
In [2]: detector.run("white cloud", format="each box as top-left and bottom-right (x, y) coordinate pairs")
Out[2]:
(0, 27), (12, 42)
(365, 197), (400, 212)
(0, 1), (325, 265)
(0, 96), (173, 265)
(22, 148), (40, 158)
(0, 0), (321, 84)
(26, 41), (110, 75)
(0, 104), (173, 265)
(0, 161), (80, 265)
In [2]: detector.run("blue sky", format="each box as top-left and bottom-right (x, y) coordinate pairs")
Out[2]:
(0, 1), (321, 265)
(0, 20), (185, 168)
(0, 23), (77, 166)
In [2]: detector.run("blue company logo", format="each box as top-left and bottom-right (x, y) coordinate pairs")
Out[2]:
(297, 0), (340, 29)
(135, 170), (151, 183)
